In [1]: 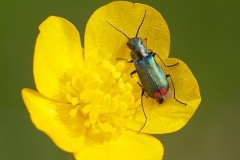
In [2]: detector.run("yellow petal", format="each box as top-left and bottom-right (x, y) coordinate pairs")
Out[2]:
(34, 16), (83, 101)
(75, 130), (163, 160)
(21, 88), (84, 153)
(84, 1), (170, 62)
(127, 58), (201, 134)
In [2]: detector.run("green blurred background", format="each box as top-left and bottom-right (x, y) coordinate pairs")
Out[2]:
(1, 0), (239, 159)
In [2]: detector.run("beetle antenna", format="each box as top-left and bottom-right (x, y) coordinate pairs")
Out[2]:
(135, 9), (147, 37)
(106, 21), (130, 40)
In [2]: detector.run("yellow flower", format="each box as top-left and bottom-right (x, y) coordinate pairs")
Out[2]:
(21, 1), (201, 160)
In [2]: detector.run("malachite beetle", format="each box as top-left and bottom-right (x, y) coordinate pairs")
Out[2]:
(107, 10), (186, 131)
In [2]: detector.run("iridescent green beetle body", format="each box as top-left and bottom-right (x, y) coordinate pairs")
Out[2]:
(127, 37), (169, 104)
(134, 54), (168, 103)
(107, 10), (186, 131)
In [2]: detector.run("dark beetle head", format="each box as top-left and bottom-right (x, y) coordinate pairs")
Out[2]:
(127, 37), (142, 50)
(127, 37), (148, 59)
(156, 97), (164, 104)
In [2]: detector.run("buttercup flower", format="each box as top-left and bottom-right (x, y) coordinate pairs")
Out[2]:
(22, 1), (201, 160)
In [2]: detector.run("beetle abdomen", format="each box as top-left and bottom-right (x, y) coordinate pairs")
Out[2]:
(134, 55), (169, 98)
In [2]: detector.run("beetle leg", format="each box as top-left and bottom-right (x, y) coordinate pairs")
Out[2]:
(130, 70), (137, 77)
(138, 88), (148, 132)
(137, 82), (148, 98)
(143, 37), (148, 48)
(135, 82), (148, 131)
(116, 58), (134, 63)
(152, 53), (179, 67)
(166, 74), (187, 105)
(137, 82), (142, 87)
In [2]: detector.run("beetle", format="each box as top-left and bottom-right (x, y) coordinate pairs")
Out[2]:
(107, 10), (186, 131)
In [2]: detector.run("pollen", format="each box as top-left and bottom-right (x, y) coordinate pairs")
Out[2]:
(57, 59), (141, 142)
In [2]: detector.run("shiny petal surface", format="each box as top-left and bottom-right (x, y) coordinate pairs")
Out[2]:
(84, 1), (170, 62)
(34, 16), (83, 101)
(21, 88), (84, 153)
(127, 58), (201, 134)
(75, 130), (163, 160)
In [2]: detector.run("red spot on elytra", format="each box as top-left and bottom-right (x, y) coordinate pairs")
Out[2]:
(153, 91), (161, 98)
(160, 88), (168, 95)
(153, 88), (168, 98)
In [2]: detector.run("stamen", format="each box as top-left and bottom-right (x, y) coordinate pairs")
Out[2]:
(57, 59), (142, 142)
(69, 106), (79, 118)
(82, 105), (92, 114)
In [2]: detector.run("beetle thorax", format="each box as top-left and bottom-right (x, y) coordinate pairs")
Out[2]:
(127, 37), (148, 60)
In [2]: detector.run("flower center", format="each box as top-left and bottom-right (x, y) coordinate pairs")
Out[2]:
(57, 59), (142, 143)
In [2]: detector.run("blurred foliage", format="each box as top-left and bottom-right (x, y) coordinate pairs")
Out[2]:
(0, 0), (240, 160)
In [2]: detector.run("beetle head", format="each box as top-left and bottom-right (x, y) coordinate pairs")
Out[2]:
(127, 37), (148, 59)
